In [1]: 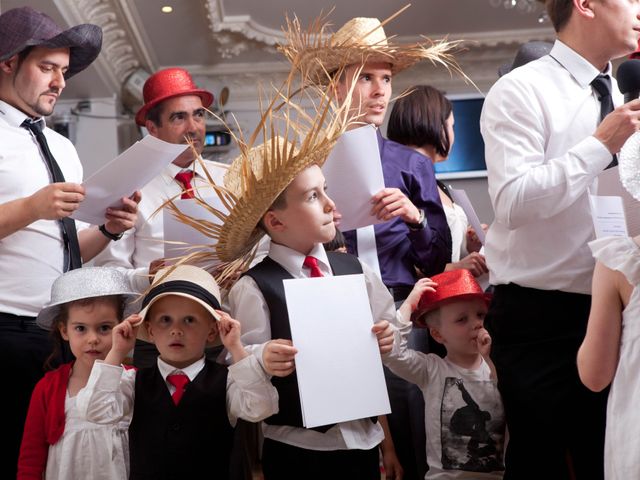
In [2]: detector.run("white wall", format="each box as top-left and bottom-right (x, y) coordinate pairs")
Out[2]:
(53, 97), (123, 177)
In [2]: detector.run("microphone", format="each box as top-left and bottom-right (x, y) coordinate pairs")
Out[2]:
(617, 59), (640, 103)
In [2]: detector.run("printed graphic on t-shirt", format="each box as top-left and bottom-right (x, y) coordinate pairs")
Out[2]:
(440, 377), (505, 472)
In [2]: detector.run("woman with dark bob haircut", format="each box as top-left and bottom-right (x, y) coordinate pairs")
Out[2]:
(388, 85), (487, 277)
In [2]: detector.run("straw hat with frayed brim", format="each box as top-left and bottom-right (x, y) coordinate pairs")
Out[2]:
(135, 265), (222, 345)
(217, 135), (335, 262)
(279, 6), (463, 87)
(37, 267), (138, 330)
(159, 53), (354, 281)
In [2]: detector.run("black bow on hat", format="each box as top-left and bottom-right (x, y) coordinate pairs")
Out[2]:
(0, 6), (102, 78)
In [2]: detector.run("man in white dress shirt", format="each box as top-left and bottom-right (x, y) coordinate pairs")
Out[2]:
(0, 7), (140, 478)
(480, 1), (640, 478)
(92, 68), (229, 364)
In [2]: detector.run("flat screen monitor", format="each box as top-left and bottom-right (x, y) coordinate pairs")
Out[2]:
(434, 93), (487, 179)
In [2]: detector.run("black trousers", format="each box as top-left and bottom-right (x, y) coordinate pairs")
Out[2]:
(262, 438), (380, 480)
(0, 313), (70, 479)
(486, 284), (607, 480)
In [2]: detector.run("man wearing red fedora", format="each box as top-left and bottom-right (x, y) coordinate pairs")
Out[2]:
(0, 6), (140, 477)
(94, 67), (226, 364)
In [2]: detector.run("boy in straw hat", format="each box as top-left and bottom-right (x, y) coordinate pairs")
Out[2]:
(81, 265), (278, 480)
(280, 9), (461, 478)
(379, 269), (505, 479)
(183, 80), (397, 476)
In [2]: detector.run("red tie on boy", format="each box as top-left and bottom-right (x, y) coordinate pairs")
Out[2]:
(303, 256), (324, 278)
(167, 373), (190, 405)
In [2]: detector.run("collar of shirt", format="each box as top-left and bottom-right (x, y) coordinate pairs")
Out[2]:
(157, 355), (206, 383)
(268, 242), (331, 278)
(550, 40), (611, 88)
(0, 99), (44, 129)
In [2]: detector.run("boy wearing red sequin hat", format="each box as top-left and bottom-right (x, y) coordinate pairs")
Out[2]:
(378, 269), (506, 479)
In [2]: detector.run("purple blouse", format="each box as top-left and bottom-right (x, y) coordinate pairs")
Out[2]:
(343, 131), (452, 288)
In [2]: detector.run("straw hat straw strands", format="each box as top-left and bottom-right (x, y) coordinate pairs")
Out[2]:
(279, 5), (464, 88)
(164, 84), (354, 284)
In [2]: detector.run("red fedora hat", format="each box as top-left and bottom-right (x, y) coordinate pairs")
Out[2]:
(135, 67), (214, 126)
(411, 269), (492, 327)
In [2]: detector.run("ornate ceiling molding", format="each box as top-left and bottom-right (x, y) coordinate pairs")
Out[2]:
(53, 0), (152, 93)
(204, 0), (283, 58)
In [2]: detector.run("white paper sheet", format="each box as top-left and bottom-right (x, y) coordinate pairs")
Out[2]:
(73, 135), (188, 225)
(283, 274), (391, 428)
(356, 225), (381, 279)
(595, 166), (640, 236)
(448, 187), (485, 245)
(163, 196), (228, 265)
(322, 125), (385, 231)
(589, 195), (628, 238)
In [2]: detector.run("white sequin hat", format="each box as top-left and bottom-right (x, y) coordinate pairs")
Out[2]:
(36, 267), (138, 330)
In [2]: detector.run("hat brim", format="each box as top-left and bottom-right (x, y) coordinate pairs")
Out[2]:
(36, 292), (140, 331)
(293, 46), (422, 86)
(411, 292), (493, 328)
(134, 292), (222, 346)
(135, 90), (214, 126)
(1, 24), (103, 79)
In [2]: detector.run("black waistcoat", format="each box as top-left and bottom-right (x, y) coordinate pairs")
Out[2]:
(245, 251), (370, 433)
(128, 360), (233, 480)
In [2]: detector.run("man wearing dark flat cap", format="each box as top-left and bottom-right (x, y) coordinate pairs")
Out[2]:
(0, 7), (140, 476)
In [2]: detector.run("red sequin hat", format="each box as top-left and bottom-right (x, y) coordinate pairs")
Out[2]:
(135, 67), (214, 126)
(411, 269), (492, 326)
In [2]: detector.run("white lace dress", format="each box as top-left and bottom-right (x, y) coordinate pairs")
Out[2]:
(44, 369), (135, 480)
(590, 237), (640, 480)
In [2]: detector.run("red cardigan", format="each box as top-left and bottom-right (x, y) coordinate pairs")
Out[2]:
(17, 362), (71, 480)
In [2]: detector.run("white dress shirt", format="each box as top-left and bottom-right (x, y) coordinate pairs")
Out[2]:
(228, 242), (395, 450)
(0, 100), (85, 316)
(481, 40), (619, 294)
(92, 159), (227, 292)
(82, 353), (279, 428)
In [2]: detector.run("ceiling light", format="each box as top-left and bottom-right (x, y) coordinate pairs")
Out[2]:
(161, 6), (173, 14)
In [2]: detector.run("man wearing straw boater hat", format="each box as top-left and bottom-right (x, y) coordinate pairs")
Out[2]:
(280, 10), (459, 479)
(0, 6), (140, 477)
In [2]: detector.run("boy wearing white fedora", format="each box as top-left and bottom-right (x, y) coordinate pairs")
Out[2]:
(83, 265), (278, 480)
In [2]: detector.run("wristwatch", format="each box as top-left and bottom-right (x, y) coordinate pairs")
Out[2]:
(405, 209), (426, 231)
(99, 223), (124, 241)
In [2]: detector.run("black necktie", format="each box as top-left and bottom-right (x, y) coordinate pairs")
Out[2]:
(21, 120), (82, 271)
(591, 74), (618, 168)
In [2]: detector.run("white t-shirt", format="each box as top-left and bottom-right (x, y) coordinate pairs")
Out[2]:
(384, 317), (505, 479)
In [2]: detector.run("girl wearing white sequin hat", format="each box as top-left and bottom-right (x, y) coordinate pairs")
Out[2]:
(18, 266), (137, 479)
